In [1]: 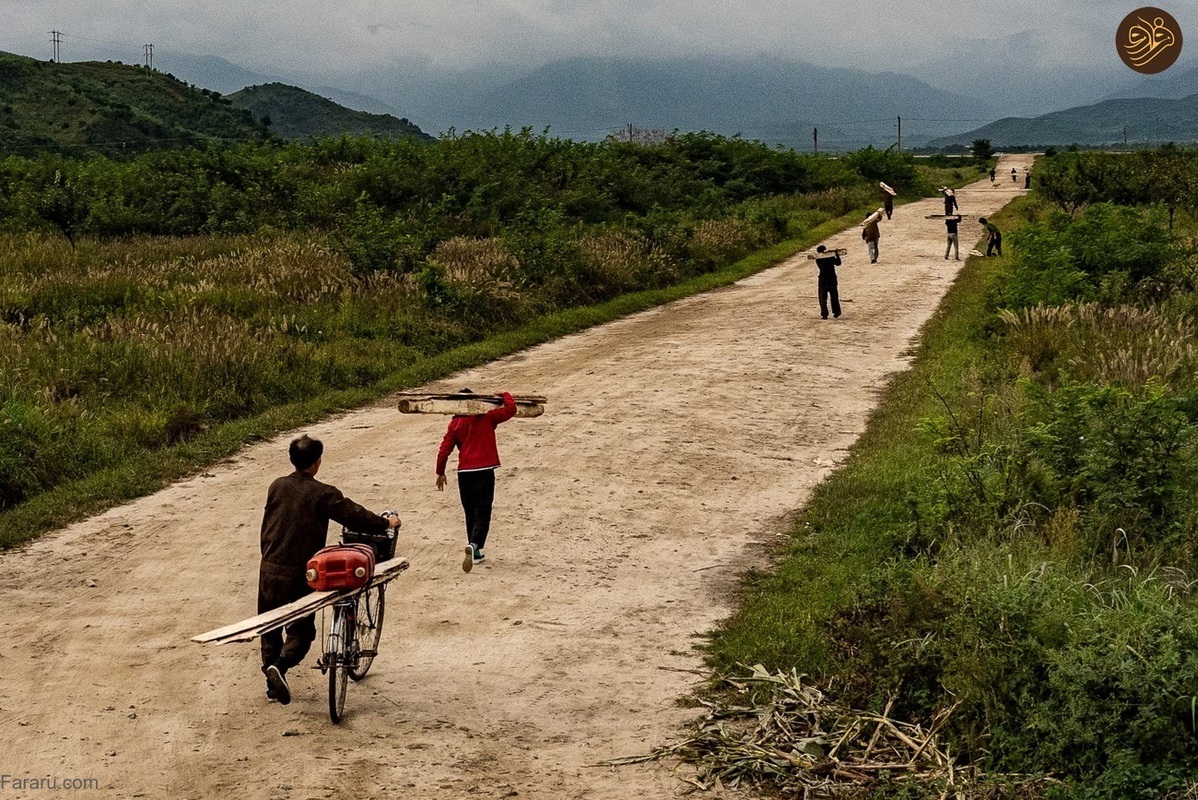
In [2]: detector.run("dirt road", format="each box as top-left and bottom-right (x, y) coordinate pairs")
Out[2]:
(0, 156), (1032, 799)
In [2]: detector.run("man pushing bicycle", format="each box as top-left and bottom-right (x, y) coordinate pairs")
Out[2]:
(258, 434), (400, 705)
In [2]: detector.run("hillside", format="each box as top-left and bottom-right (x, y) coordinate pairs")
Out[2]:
(0, 50), (270, 157)
(438, 55), (995, 149)
(927, 94), (1198, 149)
(1102, 60), (1198, 101)
(226, 83), (431, 141)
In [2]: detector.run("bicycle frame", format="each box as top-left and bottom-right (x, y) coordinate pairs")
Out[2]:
(314, 582), (386, 723)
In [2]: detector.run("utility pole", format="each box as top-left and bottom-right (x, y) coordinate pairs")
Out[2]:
(49, 30), (62, 63)
(813, 127), (818, 156)
(896, 115), (902, 151)
(1124, 126), (1128, 148)
(143, 43), (154, 69)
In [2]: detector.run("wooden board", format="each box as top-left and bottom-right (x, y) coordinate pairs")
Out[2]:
(805, 248), (848, 260)
(879, 181), (897, 196)
(925, 214), (973, 219)
(860, 209), (884, 227)
(396, 392), (546, 417)
(192, 558), (410, 645)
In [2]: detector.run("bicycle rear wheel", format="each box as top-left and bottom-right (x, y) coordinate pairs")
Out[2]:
(327, 606), (350, 723)
(349, 585), (386, 681)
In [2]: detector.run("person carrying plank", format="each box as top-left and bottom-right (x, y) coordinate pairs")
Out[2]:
(942, 188), (959, 216)
(944, 214), (962, 260)
(978, 217), (1003, 256)
(813, 245), (843, 319)
(259, 434), (401, 705)
(861, 213), (881, 264)
(880, 184), (895, 220)
(436, 389), (517, 572)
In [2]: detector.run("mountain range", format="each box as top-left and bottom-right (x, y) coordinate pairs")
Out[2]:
(927, 93), (1198, 149)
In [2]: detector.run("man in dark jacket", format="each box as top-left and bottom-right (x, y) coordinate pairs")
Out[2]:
(436, 390), (517, 572)
(944, 214), (962, 260)
(813, 245), (842, 319)
(259, 434), (400, 705)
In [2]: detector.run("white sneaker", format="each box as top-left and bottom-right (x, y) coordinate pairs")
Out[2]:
(462, 545), (474, 573)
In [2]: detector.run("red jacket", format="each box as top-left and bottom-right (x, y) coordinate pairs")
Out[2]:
(436, 393), (517, 475)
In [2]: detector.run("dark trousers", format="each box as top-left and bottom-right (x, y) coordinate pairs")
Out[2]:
(818, 277), (840, 318)
(258, 560), (316, 672)
(987, 236), (1003, 257)
(458, 468), (496, 550)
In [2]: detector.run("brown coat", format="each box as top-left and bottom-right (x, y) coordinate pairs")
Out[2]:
(259, 471), (388, 575)
(862, 220), (880, 242)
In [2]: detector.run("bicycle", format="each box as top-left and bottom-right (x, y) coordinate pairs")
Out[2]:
(314, 518), (398, 723)
(316, 579), (386, 723)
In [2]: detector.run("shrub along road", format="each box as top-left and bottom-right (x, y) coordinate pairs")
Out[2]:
(0, 156), (1031, 799)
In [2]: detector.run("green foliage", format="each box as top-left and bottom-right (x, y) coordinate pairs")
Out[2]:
(970, 139), (995, 162)
(843, 146), (920, 192)
(1003, 203), (1175, 307)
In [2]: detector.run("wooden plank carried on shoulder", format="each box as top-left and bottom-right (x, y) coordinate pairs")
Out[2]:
(860, 209), (884, 226)
(191, 558), (410, 645)
(925, 214), (974, 219)
(879, 181), (897, 196)
(805, 248), (849, 260)
(396, 392), (546, 417)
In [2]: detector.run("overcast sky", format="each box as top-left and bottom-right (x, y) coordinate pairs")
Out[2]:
(0, 0), (1186, 76)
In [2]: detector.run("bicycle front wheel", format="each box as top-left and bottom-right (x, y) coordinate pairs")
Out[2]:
(327, 606), (350, 723)
(349, 584), (386, 681)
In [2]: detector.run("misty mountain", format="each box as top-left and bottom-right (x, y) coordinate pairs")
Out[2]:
(910, 30), (1138, 118)
(410, 55), (998, 150)
(1102, 60), (1198, 101)
(926, 94), (1198, 149)
(140, 51), (403, 117)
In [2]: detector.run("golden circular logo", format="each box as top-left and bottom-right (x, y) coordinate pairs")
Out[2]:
(1117, 7), (1183, 73)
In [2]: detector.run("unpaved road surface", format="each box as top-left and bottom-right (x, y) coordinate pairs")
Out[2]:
(0, 156), (1031, 799)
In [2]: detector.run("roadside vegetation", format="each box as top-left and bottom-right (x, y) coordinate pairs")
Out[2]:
(708, 148), (1198, 797)
(0, 132), (965, 546)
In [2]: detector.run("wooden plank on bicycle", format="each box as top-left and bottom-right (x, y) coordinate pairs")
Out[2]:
(192, 557), (410, 645)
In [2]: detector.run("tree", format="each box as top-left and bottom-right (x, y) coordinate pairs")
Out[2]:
(970, 139), (995, 162)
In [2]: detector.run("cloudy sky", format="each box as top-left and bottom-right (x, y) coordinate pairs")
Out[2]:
(0, 0), (1183, 76)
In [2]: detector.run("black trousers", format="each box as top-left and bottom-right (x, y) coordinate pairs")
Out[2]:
(818, 277), (840, 318)
(987, 236), (1003, 257)
(458, 468), (496, 550)
(258, 560), (316, 671)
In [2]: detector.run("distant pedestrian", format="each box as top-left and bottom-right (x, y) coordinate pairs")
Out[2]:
(944, 214), (962, 260)
(1024, 171), (1031, 189)
(813, 245), (842, 319)
(1011, 167), (1018, 183)
(879, 182), (895, 220)
(436, 389), (517, 572)
(942, 187), (958, 216)
(989, 168), (996, 183)
(979, 217), (1002, 256)
(861, 212), (881, 264)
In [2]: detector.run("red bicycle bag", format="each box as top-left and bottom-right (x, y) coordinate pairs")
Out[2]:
(305, 543), (376, 591)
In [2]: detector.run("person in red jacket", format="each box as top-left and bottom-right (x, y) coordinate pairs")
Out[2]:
(436, 389), (517, 572)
